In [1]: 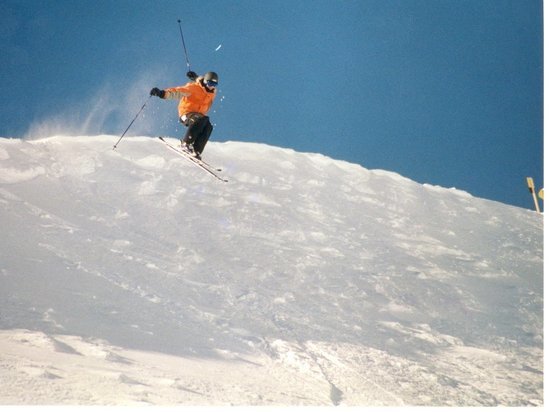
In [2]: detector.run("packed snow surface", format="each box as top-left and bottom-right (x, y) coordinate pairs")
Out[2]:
(0, 135), (543, 406)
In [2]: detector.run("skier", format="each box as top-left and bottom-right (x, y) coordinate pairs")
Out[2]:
(150, 71), (218, 159)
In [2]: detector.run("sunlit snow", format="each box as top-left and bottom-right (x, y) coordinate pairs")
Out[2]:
(0, 135), (543, 406)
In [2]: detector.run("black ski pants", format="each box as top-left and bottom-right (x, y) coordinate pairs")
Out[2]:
(183, 114), (213, 155)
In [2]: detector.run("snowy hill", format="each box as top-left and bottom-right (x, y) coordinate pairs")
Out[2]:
(0, 135), (543, 406)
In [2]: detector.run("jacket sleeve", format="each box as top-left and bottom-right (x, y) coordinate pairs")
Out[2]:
(163, 85), (191, 100)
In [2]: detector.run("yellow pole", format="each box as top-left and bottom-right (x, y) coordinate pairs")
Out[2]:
(526, 177), (541, 213)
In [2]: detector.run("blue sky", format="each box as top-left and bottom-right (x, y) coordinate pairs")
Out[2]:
(0, 0), (543, 210)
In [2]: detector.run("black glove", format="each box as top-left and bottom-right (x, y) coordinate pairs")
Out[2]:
(186, 71), (198, 80)
(150, 87), (165, 98)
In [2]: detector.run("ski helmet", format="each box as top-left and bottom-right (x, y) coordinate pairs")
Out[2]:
(204, 72), (218, 84)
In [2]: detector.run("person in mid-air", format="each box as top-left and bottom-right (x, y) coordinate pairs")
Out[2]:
(150, 71), (218, 159)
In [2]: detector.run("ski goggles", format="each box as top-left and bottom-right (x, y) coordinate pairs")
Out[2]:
(206, 80), (218, 88)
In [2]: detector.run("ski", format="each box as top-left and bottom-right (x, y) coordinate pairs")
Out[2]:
(158, 137), (228, 183)
(159, 137), (222, 171)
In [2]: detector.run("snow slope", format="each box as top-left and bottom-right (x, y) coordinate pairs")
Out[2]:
(0, 135), (543, 406)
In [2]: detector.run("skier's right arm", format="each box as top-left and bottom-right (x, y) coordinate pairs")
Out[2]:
(151, 86), (190, 100)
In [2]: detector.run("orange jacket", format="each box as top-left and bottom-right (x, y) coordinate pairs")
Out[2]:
(163, 77), (216, 117)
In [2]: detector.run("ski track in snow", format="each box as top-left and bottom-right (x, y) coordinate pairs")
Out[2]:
(0, 135), (543, 406)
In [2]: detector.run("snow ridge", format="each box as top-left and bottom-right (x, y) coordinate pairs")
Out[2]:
(0, 135), (543, 406)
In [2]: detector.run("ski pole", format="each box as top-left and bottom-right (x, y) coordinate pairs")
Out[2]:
(113, 96), (150, 150)
(177, 19), (191, 71)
